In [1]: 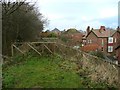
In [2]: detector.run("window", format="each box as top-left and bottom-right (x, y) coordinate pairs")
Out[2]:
(88, 40), (92, 43)
(83, 40), (86, 42)
(108, 46), (113, 52)
(90, 40), (92, 43)
(108, 37), (113, 43)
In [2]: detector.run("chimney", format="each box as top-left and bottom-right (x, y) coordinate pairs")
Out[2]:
(86, 26), (90, 34)
(117, 26), (120, 31)
(99, 26), (105, 33)
(100, 26), (105, 30)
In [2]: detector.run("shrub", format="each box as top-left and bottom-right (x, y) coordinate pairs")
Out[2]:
(48, 33), (57, 37)
(89, 51), (105, 59)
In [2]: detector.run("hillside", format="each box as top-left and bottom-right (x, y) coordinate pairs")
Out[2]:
(3, 50), (119, 88)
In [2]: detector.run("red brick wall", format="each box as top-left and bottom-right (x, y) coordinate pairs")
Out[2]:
(98, 38), (107, 53)
(117, 48), (120, 64)
(116, 47), (120, 64)
(113, 32), (118, 53)
(86, 32), (98, 45)
(116, 31), (120, 63)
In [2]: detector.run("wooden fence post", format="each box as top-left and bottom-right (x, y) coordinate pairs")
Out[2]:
(11, 44), (14, 56)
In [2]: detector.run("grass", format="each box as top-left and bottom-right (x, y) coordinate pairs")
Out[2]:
(2, 53), (116, 88)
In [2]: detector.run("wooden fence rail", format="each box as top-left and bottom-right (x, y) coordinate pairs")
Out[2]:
(27, 43), (41, 56)
(11, 42), (56, 56)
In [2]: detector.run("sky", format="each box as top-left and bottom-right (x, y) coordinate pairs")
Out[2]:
(33, 0), (119, 31)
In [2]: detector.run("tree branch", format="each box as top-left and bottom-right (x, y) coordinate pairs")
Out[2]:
(7, 2), (25, 15)
(2, 0), (26, 16)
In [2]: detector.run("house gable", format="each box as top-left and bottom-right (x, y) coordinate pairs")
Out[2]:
(86, 31), (98, 45)
(86, 30), (98, 38)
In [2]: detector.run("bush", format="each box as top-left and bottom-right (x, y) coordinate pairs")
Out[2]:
(89, 51), (105, 59)
(48, 33), (57, 37)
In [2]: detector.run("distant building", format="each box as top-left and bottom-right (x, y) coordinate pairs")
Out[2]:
(82, 26), (118, 54)
(51, 28), (61, 36)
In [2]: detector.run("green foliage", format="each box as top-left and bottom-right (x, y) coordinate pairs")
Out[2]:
(2, 72), (15, 88)
(66, 28), (79, 34)
(89, 51), (105, 59)
(3, 54), (79, 88)
(48, 33), (57, 37)
(2, 53), (116, 88)
(60, 35), (69, 43)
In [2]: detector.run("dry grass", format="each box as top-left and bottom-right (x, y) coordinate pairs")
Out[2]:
(80, 53), (119, 87)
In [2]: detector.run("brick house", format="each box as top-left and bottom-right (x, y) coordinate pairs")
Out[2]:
(115, 27), (120, 64)
(82, 26), (118, 54)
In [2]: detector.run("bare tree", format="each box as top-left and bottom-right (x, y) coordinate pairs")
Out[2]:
(2, 0), (26, 18)
(2, 0), (47, 56)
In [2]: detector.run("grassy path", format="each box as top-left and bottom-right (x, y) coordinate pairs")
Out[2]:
(2, 54), (113, 88)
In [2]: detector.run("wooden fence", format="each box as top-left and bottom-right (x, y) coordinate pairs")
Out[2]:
(10, 41), (120, 67)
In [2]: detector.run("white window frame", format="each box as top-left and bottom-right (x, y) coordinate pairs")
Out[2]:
(108, 37), (113, 43)
(83, 40), (86, 42)
(108, 46), (113, 52)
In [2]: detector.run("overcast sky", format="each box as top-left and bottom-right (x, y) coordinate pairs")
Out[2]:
(34, 0), (119, 31)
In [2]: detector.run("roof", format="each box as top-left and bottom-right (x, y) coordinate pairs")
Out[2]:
(51, 28), (60, 32)
(87, 29), (117, 38)
(92, 29), (116, 37)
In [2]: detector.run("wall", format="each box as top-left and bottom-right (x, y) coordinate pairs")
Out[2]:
(97, 38), (107, 53)
(113, 32), (118, 54)
(86, 32), (98, 45)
